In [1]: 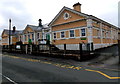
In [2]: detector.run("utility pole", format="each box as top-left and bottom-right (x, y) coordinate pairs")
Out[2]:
(9, 19), (11, 49)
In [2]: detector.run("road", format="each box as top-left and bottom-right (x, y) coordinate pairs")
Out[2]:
(1, 53), (120, 83)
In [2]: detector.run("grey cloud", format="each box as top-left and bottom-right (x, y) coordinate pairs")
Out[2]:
(0, 0), (33, 31)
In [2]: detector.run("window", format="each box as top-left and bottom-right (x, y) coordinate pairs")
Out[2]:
(61, 32), (65, 38)
(53, 33), (56, 39)
(102, 31), (105, 38)
(25, 35), (27, 41)
(19, 36), (21, 41)
(37, 33), (39, 39)
(32, 34), (34, 40)
(106, 32), (108, 38)
(63, 12), (70, 20)
(70, 30), (75, 37)
(97, 30), (100, 37)
(81, 29), (86, 36)
(28, 35), (30, 40)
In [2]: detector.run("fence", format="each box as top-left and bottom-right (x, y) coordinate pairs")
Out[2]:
(2, 43), (94, 60)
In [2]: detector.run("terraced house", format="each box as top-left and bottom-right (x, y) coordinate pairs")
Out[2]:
(49, 2), (119, 50)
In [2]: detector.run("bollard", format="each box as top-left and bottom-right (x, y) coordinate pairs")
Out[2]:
(79, 43), (82, 60)
(91, 42), (94, 51)
(64, 44), (66, 55)
(49, 44), (51, 54)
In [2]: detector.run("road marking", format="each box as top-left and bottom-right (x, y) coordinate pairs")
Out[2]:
(85, 69), (120, 79)
(0, 73), (17, 84)
(3, 55), (119, 79)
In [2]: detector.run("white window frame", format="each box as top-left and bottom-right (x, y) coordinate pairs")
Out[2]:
(97, 29), (101, 37)
(32, 33), (34, 41)
(102, 30), (105, 38)
(63, 12), (70, 20)
(60, 31), (65, 39)
(28, 34), (30, 40)
(80, 28), (86, 37)
(69, 29), (75, 38)
(53, 32), (57, 39)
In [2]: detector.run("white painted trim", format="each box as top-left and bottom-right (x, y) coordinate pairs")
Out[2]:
(52, 27), (87, 40)
(60, 31), (66, 39)
(80, 28), (86, 37)
(69, 29), (75, 38)
(52, 26), (87, 32)
(53, 32), (57, 40)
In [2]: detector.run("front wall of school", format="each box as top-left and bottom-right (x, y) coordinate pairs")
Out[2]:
(53, 38), (88, 45)
(52, 20), (87, 31)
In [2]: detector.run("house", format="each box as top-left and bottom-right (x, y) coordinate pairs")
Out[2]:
(19, 19), (50, 45)
(49, 2), (119, 50)
(1, 26), (22, 45)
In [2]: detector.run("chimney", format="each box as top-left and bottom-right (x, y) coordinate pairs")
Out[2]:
(73, 2), (81, 12)
(38, 19), (42, 27)
(13, 26), (16, 32)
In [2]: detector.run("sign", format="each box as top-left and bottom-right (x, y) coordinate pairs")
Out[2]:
(16, 45), (20, 49)
(81, 38), (86, 40)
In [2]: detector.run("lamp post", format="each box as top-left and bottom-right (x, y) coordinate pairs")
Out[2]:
(9, 19), (11, 50)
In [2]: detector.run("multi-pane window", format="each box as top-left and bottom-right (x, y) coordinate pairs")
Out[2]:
(37, 33), (39, 39)
(32, 34), (34, 40)
(106, 32), (109, 38)
(28, 34), (30, 40)
(97, 30), (100, 37)
(102, 31), (105, 38)
(61, 32), (65, 38)
(25, 35), (27, 41)
(53, 33), (56, 39)
(81, 29), (86, 36)
(70, 30), (75, 37)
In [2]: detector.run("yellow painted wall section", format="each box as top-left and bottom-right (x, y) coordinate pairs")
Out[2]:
(66, 31), (69, 38)
(53, 38), (88, 45)
(93, 38), (101, 44)
(2, 43), (8, 45)
(57, 32), (60, 38)
(93, 29), (97, 36)
(52, 20), (86, 31)
(12, 37), (18, 44)
(52, 9), (85, 25)
(75, 29), (80, 37)
(93, 23), (100, 28)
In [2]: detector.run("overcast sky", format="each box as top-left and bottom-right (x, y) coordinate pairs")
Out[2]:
(0, 0), (119, 35)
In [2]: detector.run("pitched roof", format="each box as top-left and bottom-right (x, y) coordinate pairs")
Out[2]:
(24, 23), (49, 32)
(2, 29), (23, 37)
(48, 6), (118, 28)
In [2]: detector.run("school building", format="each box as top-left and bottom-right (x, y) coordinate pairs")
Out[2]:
(49, 2), (119, 50)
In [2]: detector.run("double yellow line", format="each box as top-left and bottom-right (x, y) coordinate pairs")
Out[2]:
(3, 55), (120, 79)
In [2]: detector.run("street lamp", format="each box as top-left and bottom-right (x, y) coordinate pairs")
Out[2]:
(9, 19), (11, 50)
